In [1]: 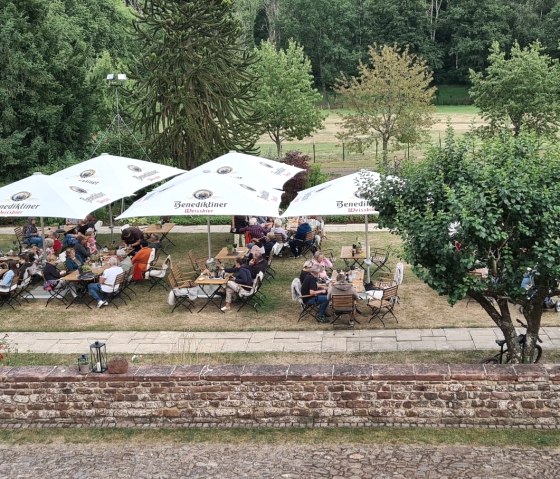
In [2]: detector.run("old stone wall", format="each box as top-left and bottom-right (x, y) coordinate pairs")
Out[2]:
(1, 364), (559, 429)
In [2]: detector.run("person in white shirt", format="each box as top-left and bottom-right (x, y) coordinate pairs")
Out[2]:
(87, 256), (123, 308)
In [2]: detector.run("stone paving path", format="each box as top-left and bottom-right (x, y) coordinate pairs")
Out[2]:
(1, 443), (559, 478)
(6, 327), (560, 354)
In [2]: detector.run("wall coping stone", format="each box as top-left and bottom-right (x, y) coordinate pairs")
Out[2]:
(1, 363), (559, 383)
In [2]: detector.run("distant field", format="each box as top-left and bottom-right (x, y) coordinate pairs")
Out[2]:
(256, 105), (483, 171)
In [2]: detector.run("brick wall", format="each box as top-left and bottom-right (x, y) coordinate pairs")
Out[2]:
(1, 364), (559, 429)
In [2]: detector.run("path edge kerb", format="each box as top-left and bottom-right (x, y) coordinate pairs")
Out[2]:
(1, 363), (559, 382)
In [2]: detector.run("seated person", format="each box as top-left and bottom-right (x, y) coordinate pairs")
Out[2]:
(22, 217), (43, 247)
(0, 260), (19, 292)
(270, 218), (288, 241)
(84, 229), (98, 254)
(17, 253), (33, 281)
(64, 248), (82, 272)
(328, 272), (359, 302)
(43, 255), (67, 290)
(239, 217), (268, 246)
(116, 249), (133, 275)
(62, 226), (80, 248)
(87, 256), (123, 308)
(146, 233), (162, 250)
(77, 214), (97, 235)
(121, 226), (144, 255)
(262, 232), (277, 258)
(289, 218), (313, 258)
(220, 251), (268, 312)
(131, 240), (153, 281)
(311, 251), (333, 280)
(49, 231), (62, 255)
(43, 238), (55, 257)
(74, 237), (91, 264)
(245, 238), (265, 262)
(299, 259), (313, 284)
(220, 264), (255, 312)
(300, 265), (329, 322)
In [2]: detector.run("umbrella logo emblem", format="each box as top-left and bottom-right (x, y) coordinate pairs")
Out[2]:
(70, 186), (88, 194)
(240, 184), (256, 192)
(193, 189), (213, 200)
(80, 169), (96, 178)
(259, 162), (274, 169)
(11, 191), (31, 202)
(216, 166), (233, 174)
(127, 165), (142, 172)
(354, 190), (365, 199)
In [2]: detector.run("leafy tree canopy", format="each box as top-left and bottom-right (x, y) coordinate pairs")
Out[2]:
(469, 41), (560, 137)
(131, 0), (262, 170)
(250, 40), (324, 158)
(361, 129), (560, 362)
(335, 44), (436, 170)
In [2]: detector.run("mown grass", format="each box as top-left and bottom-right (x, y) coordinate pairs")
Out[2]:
(1, 230), (557, 333)
(1, 427), (559, 448)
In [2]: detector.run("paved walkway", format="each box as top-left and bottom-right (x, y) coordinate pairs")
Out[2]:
(1, 443), (559, 478)
(6, 327), (560, 354)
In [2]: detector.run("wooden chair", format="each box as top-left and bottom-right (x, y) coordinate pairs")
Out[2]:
(291, 277), (321, 323)
(369, 247), (391, 277)
(187, 250), (207, 273)
(14, 227), (25, 253)
(236, 272), (265, 312)
(146, 255), (172, 291)
(330, 293), (358, 330)
(367, 284), (399, 326)
(167, 265), (197, 313)
(0, 276), (20, 310)
(103, 272), (127, 308)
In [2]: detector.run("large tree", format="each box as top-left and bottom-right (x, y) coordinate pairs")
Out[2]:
(250, 40), (324, 158)
(0, 0), (133, 182)
(361, 130), (560, 363)
(276, 0), (359, 105)
(335, 44), (436, 169)
(470, 41), (560, 137)
(131, 0), (262, 170)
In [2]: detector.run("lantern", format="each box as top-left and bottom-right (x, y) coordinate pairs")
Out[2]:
(89, 341), (108, 373)
(77, 354), (89, 374)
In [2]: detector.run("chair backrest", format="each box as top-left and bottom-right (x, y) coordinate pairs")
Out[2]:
(291, 277), (302, 301)
(14, 226), (24, 240)
(161, 255), (171, 271)
(112, 272), (126, 292)
(394, 262), (404, 285)
(331, 294), (355, 311)
(304, 230), (315, 242)
(382, 285), (399, 301)
(273, 233), (285, 243)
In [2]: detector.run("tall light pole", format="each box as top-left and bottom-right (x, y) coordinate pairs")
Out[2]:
(106, 73), (127, 156)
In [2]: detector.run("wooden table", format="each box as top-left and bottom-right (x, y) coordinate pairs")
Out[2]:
(194, 273), (231, 313)
(143, 223), (176, 250)
(340, 246), (367, 269)
(64, 264), (111, 309)
(215, 247), (248, 263)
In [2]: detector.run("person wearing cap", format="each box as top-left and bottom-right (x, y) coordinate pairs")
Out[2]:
(300, 264), (329, 322)
(116, 249), (132, 274)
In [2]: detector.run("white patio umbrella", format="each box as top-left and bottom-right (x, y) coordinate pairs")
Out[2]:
(116, 173), (282, 258)
(153, 151), (305, 193)
(52, 153), (186, 240)
(0, 172), (108, 256)
(281, 169), (380, 281)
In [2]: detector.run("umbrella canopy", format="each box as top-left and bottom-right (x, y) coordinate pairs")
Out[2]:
(281, 170), (379, 217)
(116, 172), (282, 219)
(154, 151), (304, 193)
(0, 172), (101, 219)
(51, 153), (186, 202)
(116, 173), (282, 258)
(281, 169), (380, 282)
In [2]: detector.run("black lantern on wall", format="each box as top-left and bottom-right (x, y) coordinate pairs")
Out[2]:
(90, 341), (108, 373)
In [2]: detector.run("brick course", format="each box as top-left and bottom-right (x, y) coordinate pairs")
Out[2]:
(0, 364), (559, 429)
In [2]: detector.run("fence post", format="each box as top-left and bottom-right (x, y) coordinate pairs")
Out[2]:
(313, 143), (316, 163)
(342, 142), (345, 162)
(407, 142), (410, 159)
(375, 139), (378, 160)
(439, 133), (442, 147)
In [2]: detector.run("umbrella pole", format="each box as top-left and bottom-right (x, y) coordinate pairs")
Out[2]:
(365, 214), (371, 283)
(40, 217), (46, 264)
(207, 216), (212, 259)
(109, 203), (114, 245)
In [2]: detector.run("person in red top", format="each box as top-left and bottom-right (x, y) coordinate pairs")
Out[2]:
(49, 231), (62, 255)
(131, 240), (153, 281)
